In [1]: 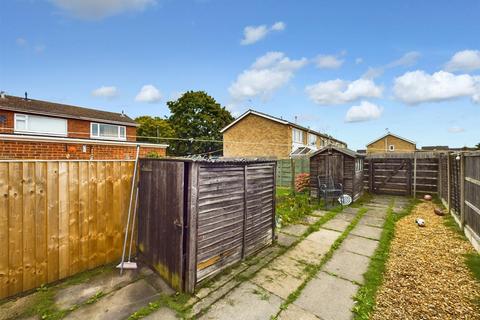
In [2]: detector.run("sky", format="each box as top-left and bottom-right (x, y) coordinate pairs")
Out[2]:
(1, 0), (479, 150)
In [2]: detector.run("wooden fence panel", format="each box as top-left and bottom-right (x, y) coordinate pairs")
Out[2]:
(276, 158), (309, 188)
(0, 160), (134, 300)
(465, 154), (480, 242)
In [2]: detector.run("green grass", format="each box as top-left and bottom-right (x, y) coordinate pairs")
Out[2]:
(352, 198), (418, 320)
(465, 253), (480, 282)
(276, 189), (324, 225)
(128, 292), (191, 319)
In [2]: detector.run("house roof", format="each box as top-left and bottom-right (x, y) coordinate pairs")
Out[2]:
(310, 145), (362, 158)
(220, 109), (346, 145)
(0, 95), (138, 127)
(366, 133), (416, 147)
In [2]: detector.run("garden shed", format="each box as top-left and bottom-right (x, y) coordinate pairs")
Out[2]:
(309, 146), (365, 201)
(136, 158), (276, 293)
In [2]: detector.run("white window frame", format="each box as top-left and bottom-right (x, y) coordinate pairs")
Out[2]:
(388, 144), (395, 152)
(90, 122), (127, 141)
(355, 159), (363, 172)
(292, 128), (304, 143)
(14, 113), (67, 136)
(307, 133), (317, 146)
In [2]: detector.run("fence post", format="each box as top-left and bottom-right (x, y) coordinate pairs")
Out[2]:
(369, 159), (374, 193)
(290, 158), (295, 193)
(447, 152), (451, 213)
(460, 153), (466, 228)
(413, 152), (417, 198)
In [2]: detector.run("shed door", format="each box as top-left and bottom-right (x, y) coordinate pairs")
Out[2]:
(137, 160), (185, 290)
(326, 154), (344, 185)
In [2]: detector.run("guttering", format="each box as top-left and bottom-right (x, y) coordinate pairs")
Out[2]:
(0, 133), (168, 148)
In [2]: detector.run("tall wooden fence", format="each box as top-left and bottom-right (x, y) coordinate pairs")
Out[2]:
(276, 158), (309, 188)
(363, 152), (439, 196)
(0, 160), (134, 300)
(438, 151), (480, 251)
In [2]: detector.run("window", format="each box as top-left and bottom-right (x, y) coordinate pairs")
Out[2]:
(14, 113), (67, 136)
(355, 159), (363, 172)
(308, 133), (317, 146)
(292, 128), (304, 143)
(388, 145), (395, 152)
(91, 123), (126, 140)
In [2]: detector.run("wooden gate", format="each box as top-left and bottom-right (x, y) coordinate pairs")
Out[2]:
(368, 158), (412, 195)
(137, 160), (185, 290)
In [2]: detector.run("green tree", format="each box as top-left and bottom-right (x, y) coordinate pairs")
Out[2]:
(135, 116), (175, 145)
(476, 142), (480, 149)
(167, 91), (234, 156)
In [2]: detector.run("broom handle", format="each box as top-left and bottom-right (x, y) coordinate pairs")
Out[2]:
(120, 145), (140, 275)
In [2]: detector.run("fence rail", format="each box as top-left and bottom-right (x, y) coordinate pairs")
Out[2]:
(0, 160), (134, 300)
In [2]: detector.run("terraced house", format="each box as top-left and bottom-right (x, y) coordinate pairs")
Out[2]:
(0, 93), (167, 160)
(221, 109), (346, 159)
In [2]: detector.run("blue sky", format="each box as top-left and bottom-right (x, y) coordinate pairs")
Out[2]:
(1, 0), (479, 150)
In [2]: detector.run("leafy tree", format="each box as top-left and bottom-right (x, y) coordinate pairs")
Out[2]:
(135, 116), (175, 145)
(167, 91), (234, 156)
(476, 143), (480, 149)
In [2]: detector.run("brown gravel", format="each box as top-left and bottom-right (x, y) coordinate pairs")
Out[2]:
(372, 201), (480, 320)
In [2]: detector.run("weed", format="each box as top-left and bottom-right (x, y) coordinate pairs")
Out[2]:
(252, 288), (269, 301)
(465, 253), (480, 282)
(86, 291), (105, 305)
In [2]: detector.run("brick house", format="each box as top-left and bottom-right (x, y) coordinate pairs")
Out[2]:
(366, 133), (416, 154)
(221, 109), (347, 159)
(0, 94), (167, 160)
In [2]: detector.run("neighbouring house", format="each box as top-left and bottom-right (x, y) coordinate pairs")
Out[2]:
(0, 93), (167, 160)
(366, 133), (416, 154)
(221, 109), (347, 159)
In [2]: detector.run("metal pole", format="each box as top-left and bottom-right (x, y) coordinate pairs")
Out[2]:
(120, 145), (140, 275)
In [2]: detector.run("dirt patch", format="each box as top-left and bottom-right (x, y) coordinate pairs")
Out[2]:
(372, 201), (480, 320)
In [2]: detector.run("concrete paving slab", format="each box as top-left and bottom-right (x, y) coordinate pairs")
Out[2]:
(335, 212), (356, 222)
(268, 254), (307, 278)
(280, 224), (309, 237)
(283, 239), (330, 265)
(350, 224), (383, 240)
(358, 215), (385, 228)
(199, 282), (283, 320)
(339, 235), (379, 257)
(301, 215), (321, 225)
(0, 292), (39, 320)
(64, 279), (159, 320)
(251, 266), (306, 299)
(323, 250), (370, 284)
(278, 304), (321, 320)
(294, 272), (358, 320)
(321, 218), (351, 232)
(143, 308), (178, 320)
(364, 210), (387, 219)
(277, 233), (298, 247)
(305, 228), (342, 246)
(311, 210), (328, 217)
(341, 207), (359, 215)
(54, 269), (138, 310)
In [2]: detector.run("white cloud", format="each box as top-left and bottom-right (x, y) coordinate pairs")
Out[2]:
(92, 86), (118, 98)
(448, 126), (465, 133)
(445, 50), (480, 72)
(16, 38), (27, 46)
(315, 55), (344, 69)
(229, 51), (307, 101)
(50, 0), (156, 20)
(355, 58), (363, 64)
(345, 101), (383, 122)
(240, 21), (286, 45)
(305, 78), (382, 105)
(473, 93), (480, 104)
(393, 70), (480, 105)
(363, 51), (420, 79)
(135, 84), (162, 103)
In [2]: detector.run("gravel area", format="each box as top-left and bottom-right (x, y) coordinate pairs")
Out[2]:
(372, 201), (480, 320)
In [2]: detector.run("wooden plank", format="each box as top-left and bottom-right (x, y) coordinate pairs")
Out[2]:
(78, 162), (89, 271)
(0, 163), (9, 299)
(96, 162), (107, 266)
(105, 162), (115, 262)
(22, 162), (36, 291)
(68, 162), (80, 275)
(8, 162), (23, 295)
(46, 162), (59, 283)
(88, 161), (97, 269)
(112, 162), (122, 259)
(58, 162), (69, 279)
(34, 162), (48, 287)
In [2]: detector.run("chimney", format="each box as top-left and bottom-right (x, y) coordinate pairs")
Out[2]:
(294, 115), (298, 123)
(121, 110), (126, 117)
(24, 92), (28, 101)
(0, 91), (5, 99)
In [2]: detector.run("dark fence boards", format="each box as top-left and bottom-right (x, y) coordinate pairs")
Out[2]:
(438, 151), (480, 252)
(363, 153), (439, 196)
(137, 159), (276, 293)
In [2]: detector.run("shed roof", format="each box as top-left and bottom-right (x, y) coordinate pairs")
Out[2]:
(310, 145), (362, 158)
(366, 133), (416, 147)
(0, 94), (138, 126)
(220, 109), (346, 145)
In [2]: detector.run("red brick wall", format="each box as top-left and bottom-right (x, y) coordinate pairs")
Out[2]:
(0, 140), (166, 160)
(0, 108), (137, 141)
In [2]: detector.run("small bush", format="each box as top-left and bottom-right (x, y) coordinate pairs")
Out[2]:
(145, 151), (161, 158)
(295, 173), (310, 193)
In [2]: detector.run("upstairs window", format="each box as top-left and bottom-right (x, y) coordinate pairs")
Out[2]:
(292, 128), (304, 143)
(14, 113), (67, 136)
(91, 123), (126, 140)
(308, 133), (317, 146)
(388, 145), (395, 152)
